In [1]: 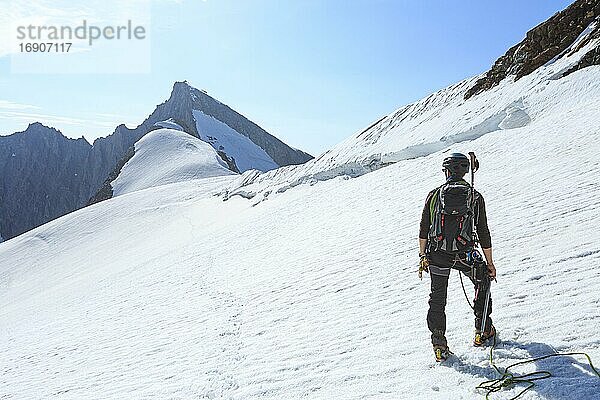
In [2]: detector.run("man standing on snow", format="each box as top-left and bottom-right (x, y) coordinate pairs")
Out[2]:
(418, 153), (497, 361)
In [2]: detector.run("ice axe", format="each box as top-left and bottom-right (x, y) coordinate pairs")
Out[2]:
(468, 151), (479, 248)
(468, 151), (479, 176)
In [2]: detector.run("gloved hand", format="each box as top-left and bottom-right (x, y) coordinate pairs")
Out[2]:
(487, 263), (497, 280)
(418, 254), (430, 280)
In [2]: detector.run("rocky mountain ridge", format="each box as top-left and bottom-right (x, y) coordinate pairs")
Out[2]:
(465, 0), (600, 99)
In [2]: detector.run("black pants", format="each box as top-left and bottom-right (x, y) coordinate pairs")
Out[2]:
(427, 252), (493, 346)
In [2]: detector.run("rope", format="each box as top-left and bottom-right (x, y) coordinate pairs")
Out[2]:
(476, 334), (600, 399)
(456, 268), (600, 398)
(458, 270), (474, 310)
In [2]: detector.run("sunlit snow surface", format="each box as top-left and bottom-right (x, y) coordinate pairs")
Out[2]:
(111, 128), (235, 197)
(193, 110), (278, 173)
(1, 32), (600, 399)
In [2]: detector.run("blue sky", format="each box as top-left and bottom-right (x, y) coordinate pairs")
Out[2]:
(0, 0), (573, 155)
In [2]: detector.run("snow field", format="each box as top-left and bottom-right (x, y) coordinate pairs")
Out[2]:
(111, 128), (235, 196)
(2, 85), (599, 398)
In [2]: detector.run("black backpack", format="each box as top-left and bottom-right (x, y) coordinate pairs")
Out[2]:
(428, 181), (477, 253)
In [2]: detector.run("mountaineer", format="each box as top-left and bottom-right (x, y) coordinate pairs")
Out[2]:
(418, 152), (497, 361)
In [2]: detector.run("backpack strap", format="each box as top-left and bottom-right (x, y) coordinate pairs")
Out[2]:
(472, 190), (481, 243)
(429, 188), (440, 224)
(428, 186), (444, 249)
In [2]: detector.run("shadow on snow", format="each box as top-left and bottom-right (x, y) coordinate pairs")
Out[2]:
(447, 339), (600, 399)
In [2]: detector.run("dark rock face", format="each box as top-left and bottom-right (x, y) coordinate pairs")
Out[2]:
(216, 150), (241, 174)
(88, 146), (136, 206)
(165, 82), (313, 167)
(0, 82), (313, 240)
(0, 123), (91, 239)
(0, 122), (141, 239)
(562, 24), (600, 77)
(465, 0), (600, 99)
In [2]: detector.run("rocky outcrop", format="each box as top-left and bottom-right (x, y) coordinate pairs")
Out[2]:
(87, 146), (135, 206)
(465, 0), (600, 99)
(562, 22), (600, 77)
(0, 123), (91, 239)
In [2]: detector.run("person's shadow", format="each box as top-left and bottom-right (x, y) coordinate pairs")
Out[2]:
(446, 339), (600, 399)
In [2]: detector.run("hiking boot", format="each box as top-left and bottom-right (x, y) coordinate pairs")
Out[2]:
(431, 329), (451, 361)
(474, 325), (496, 346)
(434, 344), (453, 362)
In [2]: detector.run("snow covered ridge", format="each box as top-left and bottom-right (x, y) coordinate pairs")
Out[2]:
(153, 118), (184, 131)
(220, 20), (600, 203)
(111, 128), (235, 196)
(106, 111), (279, 197)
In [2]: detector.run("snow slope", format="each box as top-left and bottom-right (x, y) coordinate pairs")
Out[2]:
(1, 63), (600, 399)
(193, 110), (279, 173)
(221, 19), (600, 202)
(111, 128), (235, 196)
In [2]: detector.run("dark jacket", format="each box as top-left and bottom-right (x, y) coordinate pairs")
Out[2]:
(419, 179), (492, 249)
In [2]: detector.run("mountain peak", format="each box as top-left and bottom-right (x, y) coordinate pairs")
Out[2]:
(465, 0), (600, 99)
(170, 80), (193, 99)
(19, 122), (90, 146)
(168, 80), (216, 106)
(153, 80), (312, 169)
(22, 122), (89, 144)
(25, 121), (58, 133)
